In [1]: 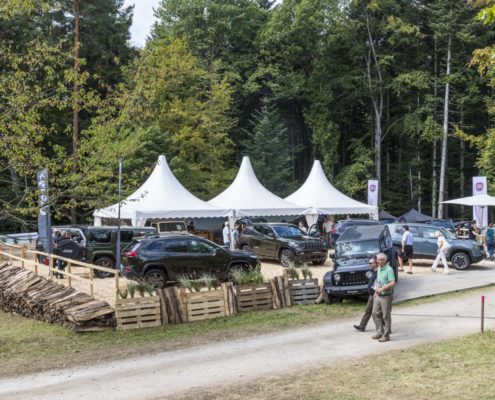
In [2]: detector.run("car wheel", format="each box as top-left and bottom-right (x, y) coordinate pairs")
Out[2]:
(312, 257), (327, 266)
(93, 257), (114, 278)
(241, 244), (251, 252)
(144, 268), (167, 289)
(450, 252), (471, 270)
(279, 248), (294, 268)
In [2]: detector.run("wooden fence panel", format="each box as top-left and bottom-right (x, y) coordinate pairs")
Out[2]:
(288, 279), (320, 305)
(235, 283), (273, 312)
(115, 296), (161, 330)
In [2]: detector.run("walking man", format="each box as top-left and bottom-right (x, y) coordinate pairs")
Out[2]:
(400, 225), (414, 274)
(353, 257), (378, 332)
(431, 231), (450, 275)
(372, 253), (396, 342)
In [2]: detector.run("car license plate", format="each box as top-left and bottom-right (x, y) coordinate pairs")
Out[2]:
(312, 251), (321, 254)
(347, 290), (358, 294)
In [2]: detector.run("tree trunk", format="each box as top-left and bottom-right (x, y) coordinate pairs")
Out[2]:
(71, 0), (80, 225)
(365, 11), (384, 206)
(460, 106), (465, 216)
(417, 151), (422, 213)
(432, 39), (438, 218)
(438, 36), (451, 219)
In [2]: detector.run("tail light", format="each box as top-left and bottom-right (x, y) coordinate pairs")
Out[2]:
(124, 250), (138, 258)
(331, 228), (337, 233)
(43, 258), (49, 266)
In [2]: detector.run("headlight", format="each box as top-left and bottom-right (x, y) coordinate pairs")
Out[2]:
(334, 273), (341, 282)
(365, 270), (373, 279)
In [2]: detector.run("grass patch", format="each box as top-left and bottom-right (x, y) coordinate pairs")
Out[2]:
(0, 300), (364, 377)
(176, 331), (495, 400)
(1, 285), (492, 378)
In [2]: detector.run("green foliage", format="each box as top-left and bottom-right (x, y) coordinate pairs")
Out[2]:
(243, 97), (295, 196)
(287, 265), (300, 280)
(335, 141), (374, 197)
(301, 266), (313, 280)
(229, 266), (264, 285)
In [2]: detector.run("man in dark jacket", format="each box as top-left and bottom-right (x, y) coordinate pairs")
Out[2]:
(353, 257), (378, 332)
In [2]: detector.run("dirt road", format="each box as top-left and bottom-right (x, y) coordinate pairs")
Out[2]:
(1, 291), (493, 400)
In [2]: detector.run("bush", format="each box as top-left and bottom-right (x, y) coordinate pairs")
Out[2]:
(229, 266), (264, 285)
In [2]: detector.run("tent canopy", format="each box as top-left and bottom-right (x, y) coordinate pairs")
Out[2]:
(397, 208), (432, 223)
(285, 160), (378, 216)
(379, 210), (396, 220)
(208, 156), (306, 217)
(441, 194), (495, 207)
(94, 155), (228, 226)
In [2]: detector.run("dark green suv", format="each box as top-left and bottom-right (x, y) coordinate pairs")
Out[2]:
(121, 234), (261, 288)
(239, 223), (328, 268)
(36, 226), (157, 277)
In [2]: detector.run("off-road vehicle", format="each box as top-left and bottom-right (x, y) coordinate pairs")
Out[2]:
(323, 225), (397, 303)
(121, 234), (260, 288)
(239, 223), (328, 268)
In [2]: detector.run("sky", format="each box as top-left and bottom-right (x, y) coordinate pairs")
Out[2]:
(123, 0), (161, 47)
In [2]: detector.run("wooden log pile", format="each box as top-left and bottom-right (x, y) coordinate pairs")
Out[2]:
(0, 263), (115, 331)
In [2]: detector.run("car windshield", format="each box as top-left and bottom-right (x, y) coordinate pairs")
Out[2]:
(442, 229), (456, 240)
(273, 225), (305, 238)
(336, 240), (380, 256)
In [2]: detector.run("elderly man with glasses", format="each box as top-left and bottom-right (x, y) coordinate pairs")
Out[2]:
(371, 252), (396, 342)
(353, 257), (379, 332)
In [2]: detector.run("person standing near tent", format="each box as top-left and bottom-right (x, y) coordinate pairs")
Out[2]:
(231, 223), (241, 249)
(400, 225), (414, 274)
(323, 216), (334, 240)
(486, 223), (495, 260)
(222, 222), (230, 248)
(431, 231), (450, 275)
(298, 220), (308, 234)
(468, 220), (479, 241)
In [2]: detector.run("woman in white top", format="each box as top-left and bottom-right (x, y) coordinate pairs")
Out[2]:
(431, 231), (450, 275)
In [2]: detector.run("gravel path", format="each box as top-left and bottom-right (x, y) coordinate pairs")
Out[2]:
(1, 291), (494, 400)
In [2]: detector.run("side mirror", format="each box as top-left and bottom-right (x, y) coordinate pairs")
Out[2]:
(330, 253), (335, 260)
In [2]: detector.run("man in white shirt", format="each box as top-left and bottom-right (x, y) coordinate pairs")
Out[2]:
(222, 222), (230, 248)
(400, 225), (414, 274)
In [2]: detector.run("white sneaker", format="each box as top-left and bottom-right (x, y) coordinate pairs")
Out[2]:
(431, 267), (437, 272)
(442, 271), (449, 275)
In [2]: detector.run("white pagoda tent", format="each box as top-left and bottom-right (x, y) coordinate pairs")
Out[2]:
(93, 155), (228, 226)
(208, 156), (307, 222)
(285, 160), (378, 226)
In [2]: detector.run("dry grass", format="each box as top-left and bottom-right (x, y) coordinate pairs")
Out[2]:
(175, 331), (495, 400)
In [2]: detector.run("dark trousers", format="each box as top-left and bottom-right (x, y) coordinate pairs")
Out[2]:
(358, 295), (374, 329)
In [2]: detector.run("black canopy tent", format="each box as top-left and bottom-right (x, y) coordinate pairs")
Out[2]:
(397, 209), (432, 223)
(379, 210), (396, 220)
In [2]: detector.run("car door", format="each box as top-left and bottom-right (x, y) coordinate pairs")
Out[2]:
(421, 227), (439, 257)
(251, 225), (266, 257)
(160, 238), (191, 279)
(188, 238), (227, 278)
(259, 226), (279, 259)
(186, 238), (216, 277)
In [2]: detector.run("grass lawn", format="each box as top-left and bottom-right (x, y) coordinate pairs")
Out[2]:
(1, 286), (491, 378)
(175, 331), (495, 400)
(0, 299), (364, 377)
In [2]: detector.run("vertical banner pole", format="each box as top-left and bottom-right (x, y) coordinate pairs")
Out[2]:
(481, 295), (485, 334)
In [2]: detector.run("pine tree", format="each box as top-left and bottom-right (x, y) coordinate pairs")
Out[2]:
(243, 98), (293, 196)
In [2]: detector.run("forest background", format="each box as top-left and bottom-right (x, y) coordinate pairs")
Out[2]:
(2, 0), (495, 232)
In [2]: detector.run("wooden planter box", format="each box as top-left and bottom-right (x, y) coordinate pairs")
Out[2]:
(235, 283), (273, 312)
(185, 289), (227, 322)
(288, 279), (320, 305)
(115, 296), (161, 330)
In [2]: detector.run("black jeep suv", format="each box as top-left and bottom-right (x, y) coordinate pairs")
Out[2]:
(323, 225), (397, 303)
(239, 223), (328, 268)
(121, 234), (261, 288)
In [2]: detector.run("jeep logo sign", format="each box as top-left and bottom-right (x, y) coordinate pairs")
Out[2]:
(370, 184), (376, 192)
(476, 182), (484, 192)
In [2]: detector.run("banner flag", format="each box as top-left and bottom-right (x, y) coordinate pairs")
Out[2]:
(472, 176), (488, 227)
